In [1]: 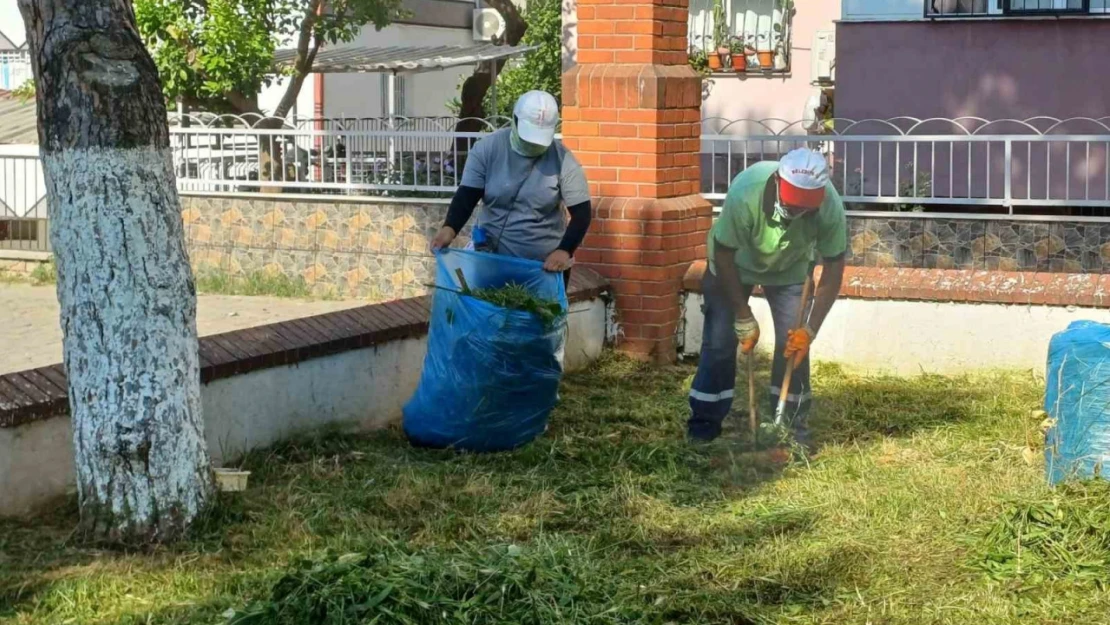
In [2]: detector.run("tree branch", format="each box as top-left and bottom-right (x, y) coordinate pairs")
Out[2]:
(272, 0), (322, 119)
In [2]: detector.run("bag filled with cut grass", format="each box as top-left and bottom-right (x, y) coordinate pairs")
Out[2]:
(1045, 320), (1110, 485)
(403, 249), (568, 452)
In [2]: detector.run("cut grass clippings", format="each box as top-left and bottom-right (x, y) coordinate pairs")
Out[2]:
(3, 355), (1110, 624)
(467, 282), (565, 329)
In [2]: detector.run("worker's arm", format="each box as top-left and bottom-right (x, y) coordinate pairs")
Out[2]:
(432, 140), (491, 250)
(556, 200), (592, 253)
(432, 186), (483, 250)
(808, 254), (844, 334)
(546, 147), (592, 272)
(713, 239), (753, 319)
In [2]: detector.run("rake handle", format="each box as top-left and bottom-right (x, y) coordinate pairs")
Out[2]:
(775, 275), (813, 421)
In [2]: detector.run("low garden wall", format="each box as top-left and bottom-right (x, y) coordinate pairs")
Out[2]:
(681, 262), (1110, 375)
(0, 271), (611, 517)
(179, 192), (465, 300)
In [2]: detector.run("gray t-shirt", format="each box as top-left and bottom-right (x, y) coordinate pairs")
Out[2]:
(460, 128), (591, 261)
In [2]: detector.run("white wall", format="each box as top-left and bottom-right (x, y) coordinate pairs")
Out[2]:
(0, 296), (610, 517)
(0, 0), (25, 47)
(842, 0), (924, 21)
(682, 293), (1110, 375)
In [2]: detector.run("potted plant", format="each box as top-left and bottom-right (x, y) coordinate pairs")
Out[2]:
(728, 36), (752, 71)
(688, 46), (710, 76)
(711, 0), (729, 70)
(772, 0), (795, 71)
(756, 33), (775, 70)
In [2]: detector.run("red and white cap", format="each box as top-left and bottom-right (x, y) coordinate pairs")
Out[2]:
(778, 148), (829, 209)
(513, 90), (559, 147)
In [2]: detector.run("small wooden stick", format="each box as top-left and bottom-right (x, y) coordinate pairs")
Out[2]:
(747, 351), (758, 435)
(454, 268), (470, 293)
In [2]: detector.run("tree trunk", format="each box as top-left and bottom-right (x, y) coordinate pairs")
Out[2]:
(453, 0), (527, 152)
(18, 0), (213, 544)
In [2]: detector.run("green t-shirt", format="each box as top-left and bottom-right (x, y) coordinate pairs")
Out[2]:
(708, 161), (847, 286)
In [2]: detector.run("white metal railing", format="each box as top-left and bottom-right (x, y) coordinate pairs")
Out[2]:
(10, 116), (1110, 224)
(701, 117), (1110, 220)
(0, 59), (32, 91)
(167, 114), (512, 196)
(0, 146), (49, 253)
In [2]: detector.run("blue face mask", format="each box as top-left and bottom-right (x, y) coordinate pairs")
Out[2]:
(773, 199), (794, 223)
(510, 118), (548, 158)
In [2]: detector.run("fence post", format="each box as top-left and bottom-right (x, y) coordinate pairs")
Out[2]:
(1004, 139), (1013, 215)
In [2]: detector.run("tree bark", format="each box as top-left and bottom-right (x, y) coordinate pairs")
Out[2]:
(453, 0), (526, 151)
(18, 0), (213, 544)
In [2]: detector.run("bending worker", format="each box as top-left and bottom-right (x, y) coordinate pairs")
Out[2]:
(688, 148), (847, 447)
(431, 90), (592, 288)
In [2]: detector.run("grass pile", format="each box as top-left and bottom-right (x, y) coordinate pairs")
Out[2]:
(467, 282), (564, 328)
(4, 355), (1110, 624)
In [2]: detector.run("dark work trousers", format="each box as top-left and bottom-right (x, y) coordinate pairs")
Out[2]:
(687, 269), (813, 442)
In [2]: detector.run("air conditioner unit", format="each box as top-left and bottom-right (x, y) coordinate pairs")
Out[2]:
(473, 8), (506, 42)
(811, 30), (835, 84)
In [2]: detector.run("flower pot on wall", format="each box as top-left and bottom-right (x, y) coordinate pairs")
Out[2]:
(730, 54), (747, 71)
(757, 50), (775, 70)
(708, 54), (723, 70)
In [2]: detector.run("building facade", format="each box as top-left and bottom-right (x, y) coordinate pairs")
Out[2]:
(837, 0), (1110, 120)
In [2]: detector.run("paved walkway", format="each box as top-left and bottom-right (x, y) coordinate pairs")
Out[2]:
(0, 284), (364, 375)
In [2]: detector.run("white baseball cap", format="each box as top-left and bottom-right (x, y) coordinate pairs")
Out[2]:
(778, 148), (830, 209)
(513, 90), (559, 147)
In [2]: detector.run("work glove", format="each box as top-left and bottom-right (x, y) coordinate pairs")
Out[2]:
(734, 316), (760, 355)
(784, 325), (816, 363)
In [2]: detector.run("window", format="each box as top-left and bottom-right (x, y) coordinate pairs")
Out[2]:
(379, 73), (408, 117)
(925, 0), (1110, 16)
(0, 51), (29, 64)
(688, 0), (793, 73)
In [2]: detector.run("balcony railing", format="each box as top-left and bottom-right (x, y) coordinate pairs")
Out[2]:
(926, 0), (1110, 17)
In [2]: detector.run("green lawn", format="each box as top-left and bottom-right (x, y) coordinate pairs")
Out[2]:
(2, 355), (1109, 624)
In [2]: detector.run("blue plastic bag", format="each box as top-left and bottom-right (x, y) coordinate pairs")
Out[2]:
(403, 249), (568, 452)
(1044, 320), (1110, 485)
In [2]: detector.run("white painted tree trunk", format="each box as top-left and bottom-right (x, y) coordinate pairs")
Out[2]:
(19, 0), (213, 543)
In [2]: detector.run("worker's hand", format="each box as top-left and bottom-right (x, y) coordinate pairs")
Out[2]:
(734, 316), (760, 355)
(784, 326), (815, 363)
(544, 249), (573, 272)
(431, 226), (456, 251)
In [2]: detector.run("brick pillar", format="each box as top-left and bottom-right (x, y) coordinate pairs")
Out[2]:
(562, 0), (712, 363)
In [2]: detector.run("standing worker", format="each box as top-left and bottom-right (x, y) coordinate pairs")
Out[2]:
(431, 90), (592, 288)
(687, 148), (847, 447)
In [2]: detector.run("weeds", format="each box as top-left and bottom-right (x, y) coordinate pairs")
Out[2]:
(194, 269), (314, 299)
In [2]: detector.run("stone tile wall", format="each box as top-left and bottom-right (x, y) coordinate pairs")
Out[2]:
(847, 218), (1110, 273)
(178, 195), (1110, 301)
(180, 195), (468, 301)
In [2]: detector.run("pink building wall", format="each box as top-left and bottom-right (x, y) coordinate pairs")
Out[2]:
(702, 0), (840, 125)
(836, 20), (1110, 121)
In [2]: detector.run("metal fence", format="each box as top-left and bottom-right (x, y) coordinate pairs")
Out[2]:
(701, 117), (1110, 220)
(0, 147), (49, 253)
(167, 114), (513, 197)
(8, 116), (1110, 233)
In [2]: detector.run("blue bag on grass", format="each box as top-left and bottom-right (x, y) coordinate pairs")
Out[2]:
(402, 249), (568, 452)
(1045, 320), (1110, 485)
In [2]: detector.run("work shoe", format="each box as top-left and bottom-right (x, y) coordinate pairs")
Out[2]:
(686, 418), (722, 443)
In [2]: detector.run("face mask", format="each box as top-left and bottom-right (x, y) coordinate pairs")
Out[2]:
(772, 199), (794, 223)
(510, 120), (548, 158)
